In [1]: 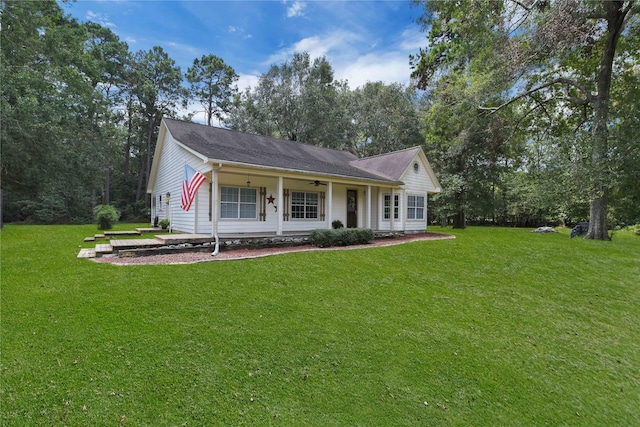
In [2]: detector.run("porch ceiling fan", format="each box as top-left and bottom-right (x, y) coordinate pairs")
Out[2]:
(308, 180), (327, 187)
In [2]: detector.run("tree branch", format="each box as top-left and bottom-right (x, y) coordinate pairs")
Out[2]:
(478, 77), (594, 113)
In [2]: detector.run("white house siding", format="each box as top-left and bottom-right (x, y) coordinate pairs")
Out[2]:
(195, 181), (212, 235)
(281, 178), (329, 233)
(398, 155), (433, 233)
(215, 174), (280, 235)
(152, 131), (208, 233)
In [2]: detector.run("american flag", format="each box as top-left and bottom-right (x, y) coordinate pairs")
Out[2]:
(181, 164), (206, 211)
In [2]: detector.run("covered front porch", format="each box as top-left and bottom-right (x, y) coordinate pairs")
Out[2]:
(155, 166), (416, 237)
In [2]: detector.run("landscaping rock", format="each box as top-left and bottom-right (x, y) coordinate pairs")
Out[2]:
(532, 226), (556, 233)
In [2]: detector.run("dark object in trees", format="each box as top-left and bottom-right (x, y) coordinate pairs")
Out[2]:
(571, 222), (590, 238)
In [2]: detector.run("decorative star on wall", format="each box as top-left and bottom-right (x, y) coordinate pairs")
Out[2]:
(267, 194), (275, 204)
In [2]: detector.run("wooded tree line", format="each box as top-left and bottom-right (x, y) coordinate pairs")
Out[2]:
(1, 0), (638, 239)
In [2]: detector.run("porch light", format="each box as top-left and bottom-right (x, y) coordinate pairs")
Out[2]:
(166, 192), (170, 204)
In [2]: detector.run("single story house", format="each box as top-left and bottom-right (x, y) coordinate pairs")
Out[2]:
(147, 117), (441, 237)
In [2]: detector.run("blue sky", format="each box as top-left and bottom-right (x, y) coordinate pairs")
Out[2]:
(61, 0), (427, 93)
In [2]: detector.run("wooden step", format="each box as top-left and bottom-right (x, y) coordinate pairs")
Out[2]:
(155, 234), (216, 245)
(109, 238), (165, 251)
(136, 227), (163, 234)
(104, 230), (140, 236)
(95, 244), (114, 256)
(77, 248), (96, 258)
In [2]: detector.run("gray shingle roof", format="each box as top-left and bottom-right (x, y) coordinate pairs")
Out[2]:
(163, 118), (402, 184)
(350, 147), (421, 181)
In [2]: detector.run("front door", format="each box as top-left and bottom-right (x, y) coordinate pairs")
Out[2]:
(347, 190), (357, 228)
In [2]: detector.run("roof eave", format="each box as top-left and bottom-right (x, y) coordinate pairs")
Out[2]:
(207, 158), (402, 186)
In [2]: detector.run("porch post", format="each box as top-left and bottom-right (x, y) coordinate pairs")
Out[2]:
(327, 181), (333, 229)
(277, 175), (283, 236)
(390, 188), (395, 232)
(400, 189), (406, 232)
(211, 169), (219, 237)
(366, 185), (371, 229)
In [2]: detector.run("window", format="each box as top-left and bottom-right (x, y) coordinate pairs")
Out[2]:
(220, 187), (257, 219)
(291, 191), (319, 219)
(383, 194), (399, 220)
(407, 195), (425, 220)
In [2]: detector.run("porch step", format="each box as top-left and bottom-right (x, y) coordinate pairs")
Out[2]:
(95, 244), (114, 256)
(136, 227), (163, 234)
(155, 234), (216, 245)
(110, 238), (165, 251)
(104, 230), (141, 236)
(77, 248), (96, 258)
(84, 234), (107, 242)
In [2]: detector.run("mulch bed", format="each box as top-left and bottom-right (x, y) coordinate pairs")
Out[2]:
(92, 232), (455, 266)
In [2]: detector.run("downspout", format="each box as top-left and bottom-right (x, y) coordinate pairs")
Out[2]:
(211, 234), (220, 256)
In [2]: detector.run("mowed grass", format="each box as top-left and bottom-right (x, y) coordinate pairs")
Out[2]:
(1, 224), (639, 426)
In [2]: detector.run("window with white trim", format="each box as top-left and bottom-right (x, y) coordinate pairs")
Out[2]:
(291, 191), (319, 219)
(407, 195), (425, 220)
(383, 194), (399, 220)
(220, 187), (257, 219)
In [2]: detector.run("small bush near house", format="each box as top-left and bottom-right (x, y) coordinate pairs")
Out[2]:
(310, 228), (373, 248)
(331, 219), (344, 229)
(159, 219), (170, 230)
(94, 204), (120, 230)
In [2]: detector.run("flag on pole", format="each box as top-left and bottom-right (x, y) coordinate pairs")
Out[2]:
(181, 164), (206, 211)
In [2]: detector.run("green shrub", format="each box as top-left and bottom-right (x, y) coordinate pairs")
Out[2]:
(332, 220), (344, 229)
(310, 228), (373, 248)
(94, 204), (120, 230)
(630, 223), (640, 236)
(159, 219), (170, 230)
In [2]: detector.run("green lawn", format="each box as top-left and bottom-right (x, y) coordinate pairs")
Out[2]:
(1, 224), (639, 426)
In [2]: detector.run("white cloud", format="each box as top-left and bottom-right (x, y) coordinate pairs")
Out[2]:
(237, 74), (260, 93)
(337, 51), (412, 89)
(86, 10), (116, 28)
(264, 30), (362, 66)
(286, 1), (307, 18)
(263, 26), (419, 89)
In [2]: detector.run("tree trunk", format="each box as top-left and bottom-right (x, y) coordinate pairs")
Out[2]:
(587, 190), (609, 240)
(453, 208), (466, 229)
(585, 1), (627, 240)
(453, 191), (466, 229)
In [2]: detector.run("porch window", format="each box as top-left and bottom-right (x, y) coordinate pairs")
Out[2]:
(220, 186), (257, 219)
(291, 191), (319, 219)
(407, 195), (425, 220)
(383, 194), (399, 220)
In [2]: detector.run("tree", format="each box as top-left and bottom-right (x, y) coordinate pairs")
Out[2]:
(186, 54), (238, 126)
(130, 46), (185, 207)
(225, 52), (349, 147)
(412, 0), (639, 239)
(0, 0), (125, 222)
(349, 82), (424, 157)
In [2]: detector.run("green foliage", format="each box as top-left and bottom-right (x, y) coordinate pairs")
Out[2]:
(310, 228), (373, 247)
(93, 204), (120, 230)
(413, 0), (640, 235)
(186, 54), (238, 126)
(331, 219), (344, 229)
(2, 225), (640, 425)
(158, 218), (170, 229)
